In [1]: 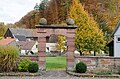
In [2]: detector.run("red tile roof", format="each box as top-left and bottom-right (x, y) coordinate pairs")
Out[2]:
(0, 38), (16, 45)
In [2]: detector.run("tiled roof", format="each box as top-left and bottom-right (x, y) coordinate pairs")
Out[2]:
(0, 38), (16, 45)
(14, 35), (26, 41)
(17, 41), (36, 50)
(9, 28), (38, 37)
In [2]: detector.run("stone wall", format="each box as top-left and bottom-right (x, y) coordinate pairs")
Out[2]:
(74, 55), (120, 73)
(19, 55), (38, 61)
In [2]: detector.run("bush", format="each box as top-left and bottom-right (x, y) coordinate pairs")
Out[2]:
(75, 62), (87, 73)
(96, 70), (112, 75)
(18, 58), (31, 72)
(28, 62), (39, 73)
(0, 45), (18, 72)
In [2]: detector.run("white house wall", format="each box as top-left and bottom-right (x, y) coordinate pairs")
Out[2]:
(31, 41), (38, 53)
(114, 35), (120, 57)
(20, 50), (29, 55)
(114, 25), (120, 57)
(46, 43), (57, 52)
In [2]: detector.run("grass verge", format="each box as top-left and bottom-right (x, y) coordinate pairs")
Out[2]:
(46, 56), (66, 70)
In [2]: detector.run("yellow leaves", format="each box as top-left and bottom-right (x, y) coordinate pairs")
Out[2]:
(69, 0), (106, 52)
(57, 35), (66, 53)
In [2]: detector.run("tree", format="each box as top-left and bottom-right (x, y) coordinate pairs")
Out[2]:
(80, 0), (118, 43)
(0, 23), (6, 37)
(39, 0), (48, 10)
(57, 35), (66, 54)
(45, 0), (59, 24)
(69, 0), (106, 55)
(34, 3), (39, 10)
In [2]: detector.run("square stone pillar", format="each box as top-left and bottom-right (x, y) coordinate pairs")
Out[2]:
(67, 37), (75, 71)
(38, 37), (46, 70)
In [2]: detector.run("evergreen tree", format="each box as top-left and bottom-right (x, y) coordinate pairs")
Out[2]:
(69, 0), (106, 55)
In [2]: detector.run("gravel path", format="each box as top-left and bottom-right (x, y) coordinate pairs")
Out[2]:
(0, 70), (119, 79)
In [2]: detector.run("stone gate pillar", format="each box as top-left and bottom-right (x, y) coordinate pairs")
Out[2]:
(67, 37), (75, 70)
(38, 36), (46, 70)
(66, 28), (76, 71)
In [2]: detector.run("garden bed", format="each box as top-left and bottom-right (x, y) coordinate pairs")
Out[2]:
(67, 70), (120, 78)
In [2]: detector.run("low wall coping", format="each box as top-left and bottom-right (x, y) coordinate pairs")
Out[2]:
(74, 55), (120, 59)
(36, 25), (78, 29)
(19, 55), (38, 57)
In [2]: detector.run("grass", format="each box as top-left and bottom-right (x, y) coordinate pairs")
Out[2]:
(46, 56), (66, 70)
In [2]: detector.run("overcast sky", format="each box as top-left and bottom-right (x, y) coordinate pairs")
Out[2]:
(0, 0), (40, 24)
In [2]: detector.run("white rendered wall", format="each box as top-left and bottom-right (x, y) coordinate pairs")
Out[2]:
(114, 26), (120, 57)
(31, 41), (38, 53)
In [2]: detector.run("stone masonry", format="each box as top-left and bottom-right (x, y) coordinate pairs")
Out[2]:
(36, 25), (77, 70)
(74, 55), (120, 73)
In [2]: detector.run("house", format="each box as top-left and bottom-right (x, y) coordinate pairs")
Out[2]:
(0, 37), (38, 55)
(107, 20), (120, 57)
(4, 28), (38, 55)
(4, 28), (62, 55)
(4, 28), (38, 41)
(0, 37), (16, 45)
(46, 34), (58, 54)
(14, 35), (26, 41)
(16, 41), (38, 55)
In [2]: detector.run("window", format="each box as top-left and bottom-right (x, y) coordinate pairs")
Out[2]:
(117, 37), (120, 42)
(118, 38), (120, 41)
(36, 45), (38, 48)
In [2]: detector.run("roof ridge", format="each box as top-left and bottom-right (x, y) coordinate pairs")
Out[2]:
(111, 20), (120, 36)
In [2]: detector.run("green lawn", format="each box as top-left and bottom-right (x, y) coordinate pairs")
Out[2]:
(46, 56), (66, 70)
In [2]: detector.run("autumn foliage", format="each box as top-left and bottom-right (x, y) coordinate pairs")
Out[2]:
(69, 0), (106, 53)
(12, 0), (120, 54)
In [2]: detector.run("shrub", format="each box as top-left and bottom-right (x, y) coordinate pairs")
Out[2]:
(96, 70), (112, 75)
(0, 45), (19, 72)
(75, 62), (87, 73)
(28, 62), (39, 73)
(18, 58), (31, 72)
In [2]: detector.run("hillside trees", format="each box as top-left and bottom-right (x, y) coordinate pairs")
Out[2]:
(15, 0), (120, 33)
(45, 0), (59, 24)
(0, 23), (6, 37)
(69, 0), (106, 55)
(80, 0), (119, 42)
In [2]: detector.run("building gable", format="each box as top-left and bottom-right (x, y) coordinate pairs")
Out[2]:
(114, 25), (120, 36)
(111, 20), (120, 36)
(4, 28), (14, 38)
